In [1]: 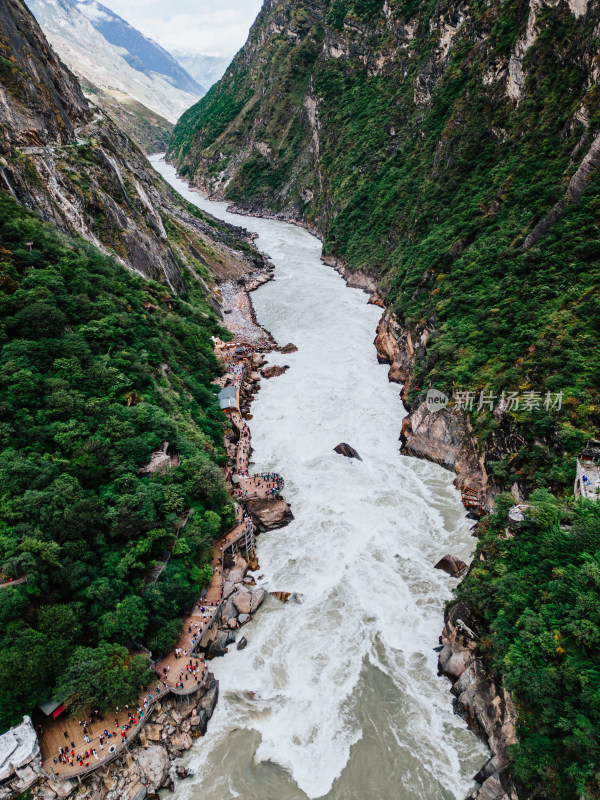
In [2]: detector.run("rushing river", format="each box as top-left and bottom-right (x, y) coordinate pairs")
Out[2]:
(150, 155), (488, 800)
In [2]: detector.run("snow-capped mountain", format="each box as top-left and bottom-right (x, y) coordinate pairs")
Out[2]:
(25, 0), (203, 123)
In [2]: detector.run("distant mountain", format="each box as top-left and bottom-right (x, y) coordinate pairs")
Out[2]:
(81, 80), (175, 153)
(26, 0), (202, 125)
(75, 0), (205, 96)
(173, 52), (231, 91)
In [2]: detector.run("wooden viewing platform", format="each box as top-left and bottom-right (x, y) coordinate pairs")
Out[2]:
(37, 337), (284, 781)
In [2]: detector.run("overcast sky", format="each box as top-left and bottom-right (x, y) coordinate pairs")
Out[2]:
(104, 0), (264, 58)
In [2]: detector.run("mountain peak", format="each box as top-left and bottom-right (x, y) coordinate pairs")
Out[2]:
(26, 0), (202, 123)
(74, 0), (205, 95)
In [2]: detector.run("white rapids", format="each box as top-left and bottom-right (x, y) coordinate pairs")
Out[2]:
(150, 155), (488, 800)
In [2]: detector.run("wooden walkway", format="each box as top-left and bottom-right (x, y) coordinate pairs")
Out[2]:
(0, 575), (26, 590)
(37, 338), (283, 780)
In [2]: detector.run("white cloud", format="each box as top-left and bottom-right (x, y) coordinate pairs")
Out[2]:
(104, 0), (264, 57)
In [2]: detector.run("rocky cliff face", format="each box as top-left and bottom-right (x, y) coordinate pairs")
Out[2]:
(374, 310), (493, 508)
(169, 0), (600, 242)
(168, 2), (600, 796)
(169, 0), (600, 508)
(0, 0), (90, 150)
(0, 0), (267, 295)
(438, 602), (519, 800)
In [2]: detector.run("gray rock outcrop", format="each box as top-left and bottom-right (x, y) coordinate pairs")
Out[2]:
(261, 364), (290, 379)
(0, 716), (44, 799)
(136, 745), (170, 792)
(439, 603), (518, 800)
(250, 588), (265, 612)
(233, 592), (252, 615)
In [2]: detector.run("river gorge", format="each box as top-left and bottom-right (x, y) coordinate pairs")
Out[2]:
(150, 155), (489, 800)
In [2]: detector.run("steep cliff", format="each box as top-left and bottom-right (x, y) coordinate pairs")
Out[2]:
(79, 80), (175, 154)
(0, 0), (267, 749)
(169, 2), (600, 798)
(0, 0), (266, 294)
(169, 0), (600, 503)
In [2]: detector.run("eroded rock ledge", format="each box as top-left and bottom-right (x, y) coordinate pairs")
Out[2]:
(372, 309), (494, 512)
(400, 403), (491, 510)
(367, 294), (519, 797)
(245, 497), (294, 530)
(439, 603), (518, 800)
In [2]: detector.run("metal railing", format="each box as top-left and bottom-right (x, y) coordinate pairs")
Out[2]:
(44, 673), (211, 781)
(223, 519), (254, 555)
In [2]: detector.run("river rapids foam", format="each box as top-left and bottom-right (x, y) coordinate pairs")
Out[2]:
(150, 156), (489, 800)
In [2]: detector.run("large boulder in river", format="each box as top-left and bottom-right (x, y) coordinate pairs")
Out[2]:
(222, 580), (235, 599)
(233, 592), (252, 615)
(334, 443), (362, 460)
(176, 766), (193, 780)
(197, 674), (219, 718)
(136, 745), (170, 791)
(280, 342), (298, 353)
(205, 630), (229, 659)
(435, 554), (468, 578)
(271, 591), (291, 603)
(227, 568), (245, 585)
(220, 599), (237, 622)
(467, 774), (512, 800)
(261, 364), (290, 379)
(170, 733), (193, 753)
(438, 642), (474, 681)
(246, 497), (294, 530)
(250, 588), (266, 612)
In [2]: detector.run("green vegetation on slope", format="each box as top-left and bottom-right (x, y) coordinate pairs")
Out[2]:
(0, 193), (233, 725)
(457, 494), (600, 799)
(169, 0), (600, 497)
(81, 82), (175, 154)
(167, 1), (600, 796)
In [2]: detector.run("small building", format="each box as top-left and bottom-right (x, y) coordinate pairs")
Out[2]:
(461, 486), (482, 510)
(218, 385), (238, 411)
(38, 700), (65, 719)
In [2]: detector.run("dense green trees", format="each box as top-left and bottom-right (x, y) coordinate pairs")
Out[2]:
(0, 194), (231, 725)
(56, 643), (155, 717)
(170, 0), (600, 497)
(457, 495), (600, 798)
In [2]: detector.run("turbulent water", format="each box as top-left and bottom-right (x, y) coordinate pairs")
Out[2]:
(150, 155), (489, 800)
